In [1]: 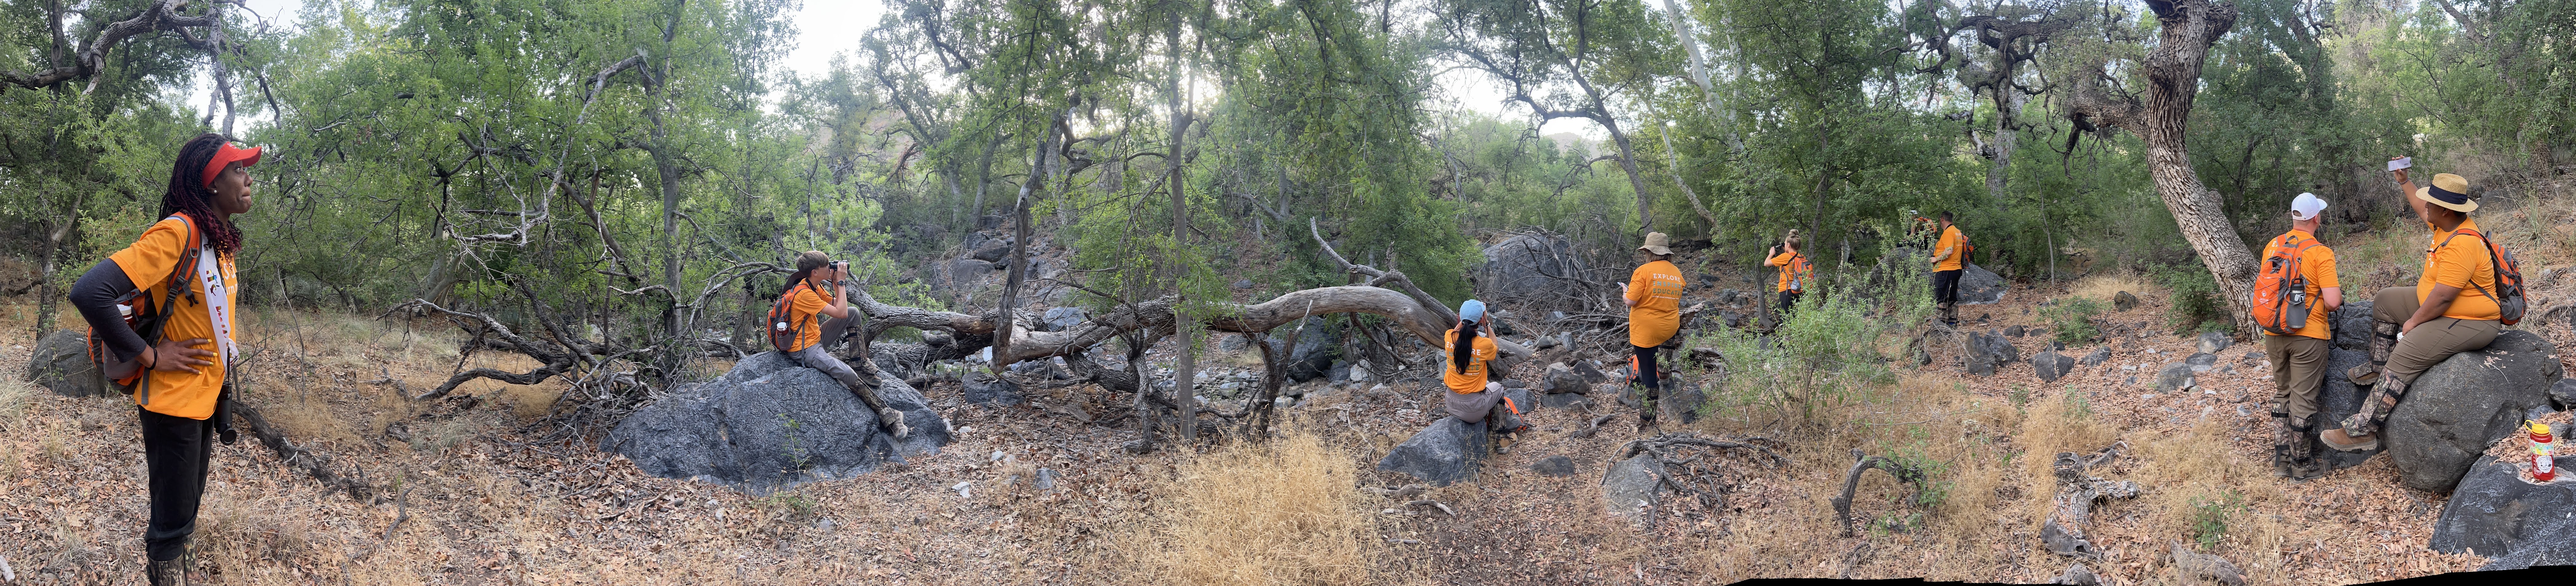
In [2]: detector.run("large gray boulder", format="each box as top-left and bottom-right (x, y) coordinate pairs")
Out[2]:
(604, 351), (954, 494)
(961, 373), (1024, 406)
(26, 329), (108, 397)
(1268, 317), (1338, 382)
(1479, 232), (1587, 311)
(1375, 416), (1489, 486)
(2429, 455), (2576, 569)
(2384, 330), (2564, 493)
(2331, 301), (2375, 351)
(1955, 263), (2006, 305)
(2315, 348), (2383, 471)
(2551, 378), (2576, 411)
(1039, 307), (1087, 332)
(2154, 362), (2195, 392)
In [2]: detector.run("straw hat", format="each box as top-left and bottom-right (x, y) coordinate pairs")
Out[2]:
(1637, 232), (1672, 256)
(2414, 173), (2476, 213)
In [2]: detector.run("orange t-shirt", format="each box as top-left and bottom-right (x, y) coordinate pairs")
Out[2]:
(1626, 260), (1685, 347)
(106, 216), (238, 420)
(781, 283), (838, 352)
(2259, 230), (2339, 340)
(2420, 218), (2500, 321)
(1442, 329), (1498, 394)
(1932, 225), (1965, 272)
(1767, 252), (1811, 293)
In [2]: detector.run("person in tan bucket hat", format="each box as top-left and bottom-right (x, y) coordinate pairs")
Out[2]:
(2322, 164), (2500, 452)
(1623, 232), (1686, 430)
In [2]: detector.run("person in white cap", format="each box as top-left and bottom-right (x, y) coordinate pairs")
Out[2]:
(2253, 192), (2340, 479)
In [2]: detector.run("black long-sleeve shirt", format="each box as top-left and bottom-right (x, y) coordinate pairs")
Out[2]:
(71, 258), (149, 362)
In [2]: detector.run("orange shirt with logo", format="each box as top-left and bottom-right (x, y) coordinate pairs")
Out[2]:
(1627, 260), (1686, 347)
(106, 216), (237, 420)
(2420, 218), (2500, 321)
(2259, 230), (2339, 340)
(1442, 329), (1498, 394)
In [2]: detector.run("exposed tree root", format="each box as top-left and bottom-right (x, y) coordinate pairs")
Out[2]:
(2039, 443), (2139, 560)
(1829, 448), (1936, 537)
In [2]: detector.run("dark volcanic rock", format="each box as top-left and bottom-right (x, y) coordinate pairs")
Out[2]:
(2113, 291), (2139, 311)
(2315, 349), (2383, 470)
(2032, 351), (2076, 383)
(1601, 455), (1666, 517)
(2551, 378), (2576, 411)
(1541, 393), (1594, 409)
(2331, 301), (2375, 351)
(2005, 325), (2028, 338)
(2429, 455), (2576, 570)
(1479, 233), (1588, 311)
(1268, 317), (1339, 382)
(27, 329), (107, 397)
(962, 373), (1024, 406)
(1375, 416), (1489, 486)
(1531, 455), (1577, 477)
(1040, 307), (1087, 332)
(605, 351), (954, 494)
(2080, 347), (2111, 367)
(2385, 330), (2565, 492)
(2194, 332), (2232, 354)
(2186, 352), (2219, 369)
(2155, 362), (2194, 392)
(1953, 263), (2006, 305)
(1965, 330), (2019, 376)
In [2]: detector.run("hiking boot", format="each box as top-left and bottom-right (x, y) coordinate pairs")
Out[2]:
(148, 559), (185, 586)
(1635, 413), (1657, 432)
(1494, 431), (1517, 454)
(2269, 414), (2297, 478)
(2346, 322), (2398, 385)
(2320, 426), (2378, 452)
(879, 408), (912, 439)
(2287, 420), (2325, 480)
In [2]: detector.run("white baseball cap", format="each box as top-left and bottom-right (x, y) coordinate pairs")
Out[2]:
(2290, 192), (2327, 221)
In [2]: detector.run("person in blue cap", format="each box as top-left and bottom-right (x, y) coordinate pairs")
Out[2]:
(1443, 299), (1527, 452)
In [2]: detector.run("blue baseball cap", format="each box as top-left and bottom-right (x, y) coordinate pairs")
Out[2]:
(1458, 299), (1486, 323)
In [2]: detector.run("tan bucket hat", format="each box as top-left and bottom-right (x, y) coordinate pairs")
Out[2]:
(1637, 232), (1672, 256)
(2415, 173), (2476, 213)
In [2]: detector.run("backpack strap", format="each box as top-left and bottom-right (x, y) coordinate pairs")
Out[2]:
(131, 215), (205, 404)
(2435, 228), (2502, 300)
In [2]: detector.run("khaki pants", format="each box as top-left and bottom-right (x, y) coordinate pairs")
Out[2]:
(2263, 334), (2328, 424)
(1443, 383), (1524, 431)
(2372, 287), (2501, 387)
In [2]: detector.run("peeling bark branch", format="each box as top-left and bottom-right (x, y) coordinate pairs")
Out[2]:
(2, 0), (219, 92)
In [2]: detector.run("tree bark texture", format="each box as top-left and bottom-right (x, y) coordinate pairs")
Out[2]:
(2065, 0), (2256, 335)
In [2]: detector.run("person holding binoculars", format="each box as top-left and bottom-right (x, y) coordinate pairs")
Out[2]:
(774, 251), (910, 439)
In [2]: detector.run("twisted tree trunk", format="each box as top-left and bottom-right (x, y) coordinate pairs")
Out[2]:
(2065, 0), (2257, 335)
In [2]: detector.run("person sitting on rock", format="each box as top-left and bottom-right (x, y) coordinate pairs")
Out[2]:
(2260, 193), (2341, 479)
(1443, 300), (1526, 453)
(776, 251), (910, 439)
(1928, 212), (1966, 327)
(2323, 166), (2500, 452)
(1765, 230), (1812, 321)
(1626, 232), (1687, 430)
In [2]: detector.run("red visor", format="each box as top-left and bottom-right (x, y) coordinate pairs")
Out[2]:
(200, 141), (262, 187)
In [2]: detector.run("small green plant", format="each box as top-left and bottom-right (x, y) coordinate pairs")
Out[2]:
(779, 415), (811, 474)
(2063, 390), (2094, 420)
(2009, 384), (2033, 409)
(2156, 266), (2230, 334)
(2189, 491), (2244, 549)
(2039, 297), (2104, 344)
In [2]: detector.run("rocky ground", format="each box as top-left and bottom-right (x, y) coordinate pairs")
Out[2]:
(6, 229), (2575, 584)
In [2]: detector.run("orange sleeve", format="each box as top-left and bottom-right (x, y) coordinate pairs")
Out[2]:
(1766, 252), (1794, 267)
(2306, 246), (2338, 290)
(1626, 266), (1651, 303)
(108, 218), (190, 292)
(2429, 242), (2481, 291)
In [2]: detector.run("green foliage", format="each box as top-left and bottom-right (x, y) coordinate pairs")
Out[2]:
(2157, 266), (2231, 334)
(2189, 490), (2245, 550)
(2041, 297), (2104, 345)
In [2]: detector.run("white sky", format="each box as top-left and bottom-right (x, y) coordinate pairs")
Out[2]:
(195, 0), (1599, 139)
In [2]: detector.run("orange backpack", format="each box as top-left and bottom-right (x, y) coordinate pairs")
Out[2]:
(2437, 227), (2527, 326)
(767, 282), (818, 353)
(2251, 232), (2320, 335)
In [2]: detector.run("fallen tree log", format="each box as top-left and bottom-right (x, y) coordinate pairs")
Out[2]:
(848, 284), (1532, 372)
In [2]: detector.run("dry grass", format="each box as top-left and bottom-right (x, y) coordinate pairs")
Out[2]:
(2070, 271), (2159, 306)
(1110, 431), (1377, 586)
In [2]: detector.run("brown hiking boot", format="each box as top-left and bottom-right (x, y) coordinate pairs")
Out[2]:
(148, 559), (185, 586)
(2320, 426), (2378, 452)
(2269, 415), (2297, 478)
(1494, 431), (1517, 454)
(879, 407), (912, 439)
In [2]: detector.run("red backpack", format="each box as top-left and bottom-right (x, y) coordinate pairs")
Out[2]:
(2438, 227), (2527, 326)
(2251, 232), (2320, 335)
(88, 215), (204, 397)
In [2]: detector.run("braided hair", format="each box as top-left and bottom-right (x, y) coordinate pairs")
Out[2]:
(161, 133), (246, 256)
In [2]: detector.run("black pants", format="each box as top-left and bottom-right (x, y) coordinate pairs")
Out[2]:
(1777, 291), (1802, 319)
(1931, 269), (1962, 305)
(140, 407), (216, 562)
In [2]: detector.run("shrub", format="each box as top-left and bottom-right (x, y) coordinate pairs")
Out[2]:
(2039, 297), (2104, 345)
(2156, 266), (2230, 334)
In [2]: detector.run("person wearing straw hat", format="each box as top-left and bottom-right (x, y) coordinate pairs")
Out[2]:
(2259, 193), (2342, 479)
(2323, 165), (2502, 452)
(1927, 212), (1966, 326)
(1442, 299), (1527, 453)
(1625, 232), (1687, 430)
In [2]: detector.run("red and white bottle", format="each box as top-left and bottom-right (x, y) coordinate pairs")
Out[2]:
(2533, 421), (2556, 482)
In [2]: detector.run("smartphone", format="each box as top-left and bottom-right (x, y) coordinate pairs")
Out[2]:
(2388, 157), (2412, 171)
